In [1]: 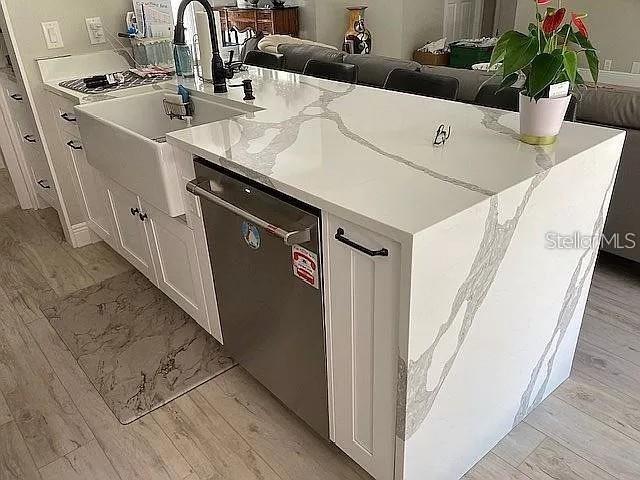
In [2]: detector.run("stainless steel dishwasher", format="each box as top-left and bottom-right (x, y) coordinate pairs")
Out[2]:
(187, 158), (329, 439)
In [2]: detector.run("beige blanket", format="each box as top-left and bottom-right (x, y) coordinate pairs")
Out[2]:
(258, 35), (338, 54)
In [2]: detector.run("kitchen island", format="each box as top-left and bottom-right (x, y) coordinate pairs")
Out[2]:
(165, 68), (624, 480)
(79, 66), (625, 480)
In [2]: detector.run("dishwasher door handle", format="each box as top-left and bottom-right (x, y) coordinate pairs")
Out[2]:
(187, 180), (312, 246)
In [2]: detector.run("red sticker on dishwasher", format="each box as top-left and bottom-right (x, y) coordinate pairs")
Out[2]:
(292, 245), (319, 289)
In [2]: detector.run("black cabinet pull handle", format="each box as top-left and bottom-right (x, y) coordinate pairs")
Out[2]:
(66, 140), (83, 150)
(23, 135), (37, 143)
(37, 179), (51, 189)
(130, 207), (139, 216)
(335, 228), (389, 257)
(139, 212), (148, 222)
(10, 93), (23, 101)
(60, 112), (77, 122)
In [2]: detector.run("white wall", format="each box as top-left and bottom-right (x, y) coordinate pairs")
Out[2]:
(1, 0), (131, 224)
(515, 0), (640, 73)
(401, 0), (443, 59)
(296, 0), (317, 41)
(494, 0), (517, 36)
(307, 0), (443, 59)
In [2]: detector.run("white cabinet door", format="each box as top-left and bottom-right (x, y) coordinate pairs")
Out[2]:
(106, 179), (156, 282)
(143, 201), (209, 332)
(325, 214), (400, 480)
(68, 140), (115, 247)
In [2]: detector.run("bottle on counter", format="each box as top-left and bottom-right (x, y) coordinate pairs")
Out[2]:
(173, 44), (195, 78)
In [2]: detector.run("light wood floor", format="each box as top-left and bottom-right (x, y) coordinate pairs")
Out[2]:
(0, 168), (639, 480)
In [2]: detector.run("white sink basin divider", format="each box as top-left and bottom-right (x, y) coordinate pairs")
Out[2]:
(75, 89), (245, 217)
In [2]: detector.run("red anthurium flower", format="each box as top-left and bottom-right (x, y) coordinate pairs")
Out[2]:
(535, 0), (552, 5)
(542, 8), (566, 34)
(572, 12), (589, 37)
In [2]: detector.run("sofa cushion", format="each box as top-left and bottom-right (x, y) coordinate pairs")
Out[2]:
(259, 35), (337, 55)
(421, 65), (498, 103)
(277, 44), (347, 73)
(342, 54), (420, 88)
(603, 127), (640, 261)
(578, 85), (640, 130)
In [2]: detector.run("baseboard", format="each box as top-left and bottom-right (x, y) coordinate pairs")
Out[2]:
(69, 221), (101, 248)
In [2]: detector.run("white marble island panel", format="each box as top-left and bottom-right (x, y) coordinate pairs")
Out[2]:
(166, 67), (625, 480)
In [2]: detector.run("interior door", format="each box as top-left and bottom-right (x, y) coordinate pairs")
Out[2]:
(444, 0), (478, 41)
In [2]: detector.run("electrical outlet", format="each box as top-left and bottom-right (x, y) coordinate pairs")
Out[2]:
(632, 62), (640, 75)
(41, 21), (64, 49)
(603, 59), (613, 71)
(85, 17), (106, 45)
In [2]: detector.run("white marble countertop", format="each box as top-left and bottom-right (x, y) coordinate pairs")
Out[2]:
(166, 67), (625, 238)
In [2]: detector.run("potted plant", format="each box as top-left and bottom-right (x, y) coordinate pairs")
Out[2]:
(490, 0), (599, 145)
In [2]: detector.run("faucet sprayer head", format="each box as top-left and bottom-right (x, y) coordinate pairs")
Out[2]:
(173, 22), (186, 45)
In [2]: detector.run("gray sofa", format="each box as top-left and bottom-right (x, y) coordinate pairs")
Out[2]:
(272, 44), (640, 262)
(580, 86), (640, 262)
(278, 44), (422, 88)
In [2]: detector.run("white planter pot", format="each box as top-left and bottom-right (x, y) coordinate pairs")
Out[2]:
(519, 92), (572, 145)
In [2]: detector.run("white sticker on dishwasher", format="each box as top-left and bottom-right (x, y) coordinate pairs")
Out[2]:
(292, 245), (319, 289)
(241, 221), (261, 250)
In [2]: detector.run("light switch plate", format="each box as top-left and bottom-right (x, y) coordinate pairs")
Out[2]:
(85, 17), (106, 45)
(603, 59), (613, 71)
(632, 62), (640, 75)
(41, 21), (64, 49)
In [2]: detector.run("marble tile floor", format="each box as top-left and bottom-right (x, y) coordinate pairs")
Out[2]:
(0, 168), (639, 480)
(41, 270), (236, 425)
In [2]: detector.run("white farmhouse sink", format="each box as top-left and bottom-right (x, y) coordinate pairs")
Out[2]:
(76, 89), (245, 216)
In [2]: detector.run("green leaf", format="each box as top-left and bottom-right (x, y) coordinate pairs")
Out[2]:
(490, 30), (527, 67)
(563, 50), (578, 84)
(503, 36), (539, 76)
(497, 72), (520, 93)
(574, 32), (596, 51)
(585, 49), (599, 84)
(557, 24), (579, 45)
(528, 52), (565, 100)
(530, 24), (548, 51)
(575, 71), (586, 85)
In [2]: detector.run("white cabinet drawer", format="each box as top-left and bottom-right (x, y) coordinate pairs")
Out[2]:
(29, 149), (58, 208)
(50, 92), (80, 139)
(4, 84), (27, 119)
(16, 116), (43, 154)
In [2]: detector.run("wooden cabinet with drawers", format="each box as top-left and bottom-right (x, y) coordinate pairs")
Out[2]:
(219, 6), (299, 40)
